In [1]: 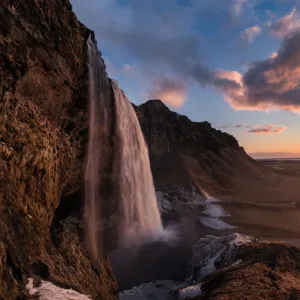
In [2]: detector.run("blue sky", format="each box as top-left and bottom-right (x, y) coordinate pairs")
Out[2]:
(71, 0), (300, 158)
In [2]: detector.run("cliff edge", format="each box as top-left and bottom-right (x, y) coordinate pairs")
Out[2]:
(0, 0), (117, 299)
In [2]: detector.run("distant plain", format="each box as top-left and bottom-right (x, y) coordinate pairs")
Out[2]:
(219, 158), (300, 246)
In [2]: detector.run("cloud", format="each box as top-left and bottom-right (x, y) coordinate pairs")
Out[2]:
(122, 64), (134, 73)
(241, 25), (261, 42)
(246, 125), (287, 134)
(217, 124), (286, 133)
(80, 0), (202, 75)
(149, 77), (187, 108)
(269, 8), (300, 37)
(270, 52), (278, 59)
(105, 59), (135, 77)
(215, 32), (300, 112)
(72, 0), (256, 77)
(232, 0), (247, 16)
(71, 0), (300, 113)
(217, 124), (245, 129)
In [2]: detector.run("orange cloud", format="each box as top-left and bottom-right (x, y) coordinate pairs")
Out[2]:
(149, 77), (187, 108)
(213, 32), (300, 113)
(246, 125), (287, 134)
(217, 124), (287, 134)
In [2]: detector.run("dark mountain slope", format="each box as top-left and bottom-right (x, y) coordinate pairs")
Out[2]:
(135, 99), (269, 197)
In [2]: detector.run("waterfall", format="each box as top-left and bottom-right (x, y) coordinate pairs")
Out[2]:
(111, 81), (164, 248)
(84, 36), (104, 261)
(85, 36), (164, 256)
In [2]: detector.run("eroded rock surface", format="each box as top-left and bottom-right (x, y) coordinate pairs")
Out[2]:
(0, 1), (117, 299)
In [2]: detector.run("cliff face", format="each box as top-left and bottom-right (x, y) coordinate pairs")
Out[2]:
(0, 0), (117, 299)
(135, 100), (268, 197)
(135, 100), (240, 156)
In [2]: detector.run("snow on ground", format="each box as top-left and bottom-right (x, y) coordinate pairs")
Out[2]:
(119, 280), (181, 300)
(230, 259), (243, 267)
(157, 186), (236, 231)
(156, 186), (205, 214)
(156, 191), (174, 214)
(176, 283), (202, 300)
(187, 233), (254, 280)
(198, 216), (236, 230)
(26, 278), (91, 300)
(202, 197), (230, 218)
(199, 191), (236, 231)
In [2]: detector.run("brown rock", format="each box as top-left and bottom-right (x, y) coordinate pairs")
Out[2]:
(201, 242), (300, 300)
(0, 0), (118, 299)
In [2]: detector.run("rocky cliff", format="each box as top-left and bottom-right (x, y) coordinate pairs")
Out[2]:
(0, 0), (117, 299)
(135, 100), (269, 198)
(0, 0), (291, 299)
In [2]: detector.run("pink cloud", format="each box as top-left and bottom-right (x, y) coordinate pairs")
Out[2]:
(217, 124), (287, 134)
(246, 125), (287, 134)
(232, 0), (247, 16)
(269, 8), (300, 38)
(241, 26), (261, 42)
(149, 77), (187, 108)
(213, 32), (300, 113)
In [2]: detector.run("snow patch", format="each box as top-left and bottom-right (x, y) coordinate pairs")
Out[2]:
(199, 216), (236, 230)
(26, 278), (91, 299)
(119, 280), (180, 300)
(177, 283), (202, 300)
(202, 201), (230, 218)
(156, 191), (175, 214)
(156, 186), (206, 215)
(230, 259), (243, 267)
(157, 187), (235, 231)
(187, 233), (253, 280)
(199, 191), (236, 231)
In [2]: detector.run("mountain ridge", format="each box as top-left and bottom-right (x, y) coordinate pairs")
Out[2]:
(134, 98), (267, 197)
(136, 99), (244, 151)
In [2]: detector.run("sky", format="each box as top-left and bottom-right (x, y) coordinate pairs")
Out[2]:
(71, 0), (300, 158)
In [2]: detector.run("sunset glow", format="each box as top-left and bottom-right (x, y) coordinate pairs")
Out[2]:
(71, 0), (300, 158)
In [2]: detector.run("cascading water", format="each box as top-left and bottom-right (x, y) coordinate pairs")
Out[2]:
(85, 35), (164, 255)
(111, 81), (164, 247)
(84, 36), (104, 261)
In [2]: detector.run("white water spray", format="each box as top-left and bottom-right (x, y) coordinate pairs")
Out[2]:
(111, 81), (164, 247)
(85, 36), (104, 260)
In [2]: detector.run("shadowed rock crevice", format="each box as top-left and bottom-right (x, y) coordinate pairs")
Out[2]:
(6, 250), (23, 283)
(31, 261), (50, 280)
